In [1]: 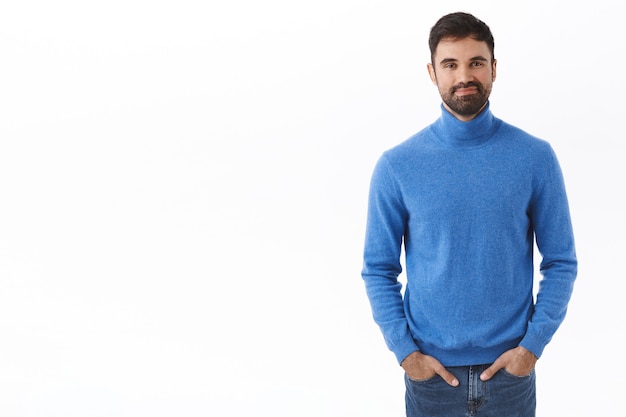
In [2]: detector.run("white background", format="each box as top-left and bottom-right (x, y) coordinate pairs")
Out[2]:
(0, 1), (623, 416)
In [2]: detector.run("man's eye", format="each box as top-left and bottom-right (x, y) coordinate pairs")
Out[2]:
(471, 62), (484, 67)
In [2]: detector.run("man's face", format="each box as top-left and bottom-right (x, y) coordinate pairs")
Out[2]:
(427, 37), (497, 121)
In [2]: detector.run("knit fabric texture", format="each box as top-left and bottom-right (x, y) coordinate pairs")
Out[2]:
(362, 103), (577, 366)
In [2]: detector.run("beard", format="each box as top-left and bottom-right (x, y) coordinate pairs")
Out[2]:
(440, 81), (491, 117)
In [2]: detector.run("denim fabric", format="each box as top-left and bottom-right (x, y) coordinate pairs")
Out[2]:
(405, 364), (535, 417)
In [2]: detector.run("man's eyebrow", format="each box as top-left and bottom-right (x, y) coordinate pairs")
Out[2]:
(438, 56), (489, 65)
(439, 58), (457, 65)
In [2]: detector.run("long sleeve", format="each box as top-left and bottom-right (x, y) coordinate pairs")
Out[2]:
(520, 146), (578, 357)
(361, 156), (419, 364)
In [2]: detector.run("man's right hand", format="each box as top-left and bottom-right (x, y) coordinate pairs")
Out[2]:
(401, 351), (459, 387)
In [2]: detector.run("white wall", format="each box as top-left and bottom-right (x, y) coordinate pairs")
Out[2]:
(0, 1), (622, 416)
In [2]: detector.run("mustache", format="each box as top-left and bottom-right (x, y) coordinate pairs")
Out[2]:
(451, 82), (483, 93)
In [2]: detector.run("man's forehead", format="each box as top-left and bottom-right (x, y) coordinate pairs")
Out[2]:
(434, 37), (491, 59)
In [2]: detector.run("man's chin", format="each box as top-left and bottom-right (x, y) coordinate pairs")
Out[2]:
(445, 99), (487, 117)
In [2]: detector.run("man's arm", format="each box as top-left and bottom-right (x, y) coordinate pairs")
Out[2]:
(361, 156), (419, 364)
(520, 146), (577, 358)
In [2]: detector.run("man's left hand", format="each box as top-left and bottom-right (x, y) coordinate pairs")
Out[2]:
(479, 346), (538, 381)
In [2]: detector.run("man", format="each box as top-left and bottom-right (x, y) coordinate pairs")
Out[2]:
(361, 12), (577, 417)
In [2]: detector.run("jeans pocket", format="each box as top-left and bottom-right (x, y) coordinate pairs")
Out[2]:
(405, 372), (438, 384)
(500, 368), (534, 379)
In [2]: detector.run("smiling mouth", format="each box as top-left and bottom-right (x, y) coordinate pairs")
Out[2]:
(454, 87), (477, 96)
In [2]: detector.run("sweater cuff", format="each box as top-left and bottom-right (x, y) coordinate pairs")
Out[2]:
(393, 339), (421, 365)
(519, 333), (546, 359)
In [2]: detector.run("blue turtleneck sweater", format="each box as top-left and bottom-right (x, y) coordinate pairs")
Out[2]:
(362, 103), (577, 366)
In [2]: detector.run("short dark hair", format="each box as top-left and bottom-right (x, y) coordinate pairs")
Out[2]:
(428, 12), (495, 63)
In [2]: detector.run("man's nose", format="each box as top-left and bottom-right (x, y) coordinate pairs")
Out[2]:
(457, 66), (473, 84)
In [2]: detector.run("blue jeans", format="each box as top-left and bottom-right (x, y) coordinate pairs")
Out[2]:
(405, 364), (535, 417)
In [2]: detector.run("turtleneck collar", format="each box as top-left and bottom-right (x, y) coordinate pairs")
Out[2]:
(432, 101), (499, 148)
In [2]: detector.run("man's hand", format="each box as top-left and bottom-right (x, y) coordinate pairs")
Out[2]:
(401, 351), (459, 387)
(480, 346), (538, 381)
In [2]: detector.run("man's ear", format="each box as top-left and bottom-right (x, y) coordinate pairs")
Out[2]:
(492, 59), (497, 82)
(427, 63), (437, 85)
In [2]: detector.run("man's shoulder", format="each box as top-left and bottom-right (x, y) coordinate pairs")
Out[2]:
(382, 125), (434, 159)
(496, 119), (552, 151)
